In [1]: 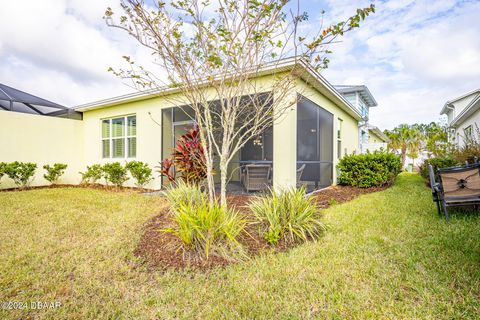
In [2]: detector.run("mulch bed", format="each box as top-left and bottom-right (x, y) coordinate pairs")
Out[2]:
(312, 183), (391, 209)
(134, 183), (392, 272)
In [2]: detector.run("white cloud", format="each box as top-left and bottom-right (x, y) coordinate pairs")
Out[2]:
(319, 0), (480, 129)
(0, 0), (154, 106)
(0, 0), (479, 130)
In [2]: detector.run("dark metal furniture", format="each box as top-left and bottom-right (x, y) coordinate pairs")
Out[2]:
(429, 163), (480, 221)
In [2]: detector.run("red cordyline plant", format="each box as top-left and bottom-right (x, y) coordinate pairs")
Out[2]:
(160, 125), (208, 185)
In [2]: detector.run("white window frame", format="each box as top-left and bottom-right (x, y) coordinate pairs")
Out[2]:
(101, 114), (136, 159)
(464, 125), (473, 142)
(337, 118), (343, 158)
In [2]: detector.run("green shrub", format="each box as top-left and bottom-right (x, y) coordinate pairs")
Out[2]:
(337, 151), (401, 188)
(79, 164), (104, 184)
(4, 162), (37, 188)
(43, 163), (68, 184)
(249, 187), (325, 245)
(0, 162), (6, 185)
(102, 162), (128, 187)
(125, 161), (153, 188)
(163, 182), (246, 259)
(419, 156), (460, 181)
(454, 142), (480, 164)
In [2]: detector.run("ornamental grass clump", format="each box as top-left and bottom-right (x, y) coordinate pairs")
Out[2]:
(249, 187), (325, 245)
(163, 181), (246, 260)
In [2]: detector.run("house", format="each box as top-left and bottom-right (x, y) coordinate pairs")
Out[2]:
(440, 88), (480, 147)
(363, 125), (390, 152)
(334, 85), (387, 153)
(1, 59), (369, 191)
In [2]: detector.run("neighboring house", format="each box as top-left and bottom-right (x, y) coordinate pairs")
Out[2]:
(440, 88), (480, 147)
(1, 59), (365, 191)
(363, 125), (390, 152)
(334, 85), (387, 153)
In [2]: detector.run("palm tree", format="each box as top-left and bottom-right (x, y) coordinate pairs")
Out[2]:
(385, 124), (424, 168)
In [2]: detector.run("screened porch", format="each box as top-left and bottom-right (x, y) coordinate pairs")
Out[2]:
(160, 95), (333, 193)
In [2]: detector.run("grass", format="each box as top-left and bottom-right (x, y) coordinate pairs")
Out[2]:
(1, 174), (480, 319)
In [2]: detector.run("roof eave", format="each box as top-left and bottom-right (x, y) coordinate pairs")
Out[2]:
(450, 95), (480, 127)
(75, 58), (362, 120)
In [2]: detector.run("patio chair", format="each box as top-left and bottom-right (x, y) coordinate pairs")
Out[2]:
(296, 163), (306, 187)
(241, 164), (271, 192)
(429, 163), (480, 221)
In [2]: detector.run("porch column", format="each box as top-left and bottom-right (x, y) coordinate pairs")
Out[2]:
(273, 92), (297, 190)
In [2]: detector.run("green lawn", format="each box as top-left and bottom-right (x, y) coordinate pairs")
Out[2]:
(1, 174), (480, 319)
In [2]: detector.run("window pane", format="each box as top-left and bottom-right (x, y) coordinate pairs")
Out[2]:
(173, 106), (195, 122)
(127, 116), (136, 136)
(112, 118), (125, 137)
(297, 98), (319, 161)
(112, 138), (125, 158)
(337, 140), (342, 159)
(102, 120), (110, 138)
(102, 140), (110, 158)
(128, 137), (136, 158)
(337, 119), (342, 139)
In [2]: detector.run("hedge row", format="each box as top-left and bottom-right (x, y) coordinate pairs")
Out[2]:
(337, 151), (402, 188)
(79, 161), (153, 188)
(0, 161), (153, 189)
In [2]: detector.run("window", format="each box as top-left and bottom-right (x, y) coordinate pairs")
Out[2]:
(102, 115), (136, 158)
(464, 125), (473, 142)
(358, 99), (368, 118)
(337, 118), (343, 159)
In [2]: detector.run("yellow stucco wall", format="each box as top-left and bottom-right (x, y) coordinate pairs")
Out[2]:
(1, 73), (359, 190)
(0, 111), (84, 189)
(82, 97), (171, 189)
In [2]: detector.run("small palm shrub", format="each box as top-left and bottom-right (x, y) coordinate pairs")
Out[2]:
(4, 161), (37, 189)
(102, 162), (128, 187)
(337, 151), (401, 187)
(43, 163), (68, 184)
(249, 187), (325, 245)
(79, 164), (104, 184)
(163, 181), (246, 259)
(126, 161), (153, 188)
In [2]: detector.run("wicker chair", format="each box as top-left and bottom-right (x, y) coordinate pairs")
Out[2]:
(241, 164), (271, 192)
(429, 163), (480, 220)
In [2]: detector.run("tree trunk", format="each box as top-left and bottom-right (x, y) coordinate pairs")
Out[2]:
(219, 157), (228, 207)
(205, 157), (215, 205)
(401, 146), (407, 168)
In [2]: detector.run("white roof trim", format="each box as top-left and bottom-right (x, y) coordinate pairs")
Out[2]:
(334, 85), (378, 108)
(440, 88), (480, 115)
(75, 58), (362, 120)
(450, 93), (480, 127)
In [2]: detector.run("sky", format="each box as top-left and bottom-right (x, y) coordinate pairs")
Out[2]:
(0, 0), (479, 129)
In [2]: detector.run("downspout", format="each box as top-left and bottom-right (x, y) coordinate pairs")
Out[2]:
(444, 104), (455, 144)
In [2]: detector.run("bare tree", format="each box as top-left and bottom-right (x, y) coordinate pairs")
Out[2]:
(104, 0), (374, 206)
